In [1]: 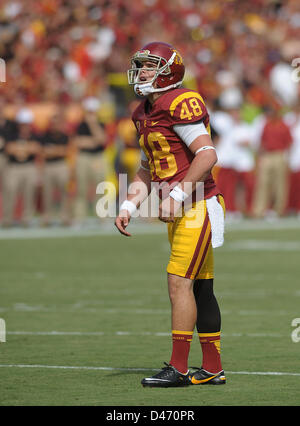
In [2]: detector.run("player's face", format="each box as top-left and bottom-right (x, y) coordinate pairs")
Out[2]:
(138, 60), (157, 83)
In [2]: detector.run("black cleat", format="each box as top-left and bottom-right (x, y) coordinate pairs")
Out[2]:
(189, 366), (226, 385)
(141, 363), (190, 388)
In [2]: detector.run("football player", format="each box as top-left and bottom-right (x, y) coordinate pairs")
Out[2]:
(115, 42), (226, 387)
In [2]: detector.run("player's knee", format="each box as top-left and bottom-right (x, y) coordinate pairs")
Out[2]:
(168, 274), (193, 303)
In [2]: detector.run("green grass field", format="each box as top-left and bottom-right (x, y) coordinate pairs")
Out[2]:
(0, 219), (300, 406)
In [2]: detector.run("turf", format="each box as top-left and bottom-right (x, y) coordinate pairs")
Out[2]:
(0, 220), (299, 406)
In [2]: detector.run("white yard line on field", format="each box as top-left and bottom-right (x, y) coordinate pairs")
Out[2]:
(0, 217), (300, 240)
(0, 304), (296, 315)
(0, 363), (299, 377)
(6, 330), (284, 338)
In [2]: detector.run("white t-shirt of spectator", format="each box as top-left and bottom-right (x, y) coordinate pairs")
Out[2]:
(270, 62), (298, 107)
(210, 111), (236, 169)
(231, 123), (255, 173)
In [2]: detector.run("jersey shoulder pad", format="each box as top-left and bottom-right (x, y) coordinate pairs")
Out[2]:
(163, 88), (207, 124)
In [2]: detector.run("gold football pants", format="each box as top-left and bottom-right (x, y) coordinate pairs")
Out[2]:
(167, 195), (225, 280)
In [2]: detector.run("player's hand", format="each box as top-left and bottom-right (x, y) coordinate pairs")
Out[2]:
(115, 210), (132, 237)
(159, 197), (181, 223)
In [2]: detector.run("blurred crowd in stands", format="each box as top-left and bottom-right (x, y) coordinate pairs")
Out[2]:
(0, 0), (300, 227)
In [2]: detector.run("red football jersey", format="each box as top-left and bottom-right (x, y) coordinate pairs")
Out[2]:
(132, 88), (220, 199)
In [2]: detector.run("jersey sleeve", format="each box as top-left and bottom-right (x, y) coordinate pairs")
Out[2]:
(167, 90), (208, 125)
(173, 121), (209, 147)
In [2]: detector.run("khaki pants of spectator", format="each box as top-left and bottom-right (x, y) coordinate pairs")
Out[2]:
(253, 151), (289, 218)
(2, 163), (37, 225)
(0, 154), (7, 219)
(0, 152), (7, 170)
(0, 153), (7, 183)
(74, 152), (108, 221)
(42, 161), (70, 224)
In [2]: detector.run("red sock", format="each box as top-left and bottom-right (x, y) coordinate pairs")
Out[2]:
(199, 332), (222, 373)
(169, 330), (193, 374)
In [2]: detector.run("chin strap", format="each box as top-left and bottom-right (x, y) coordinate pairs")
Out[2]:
(134, 80), (183, 97)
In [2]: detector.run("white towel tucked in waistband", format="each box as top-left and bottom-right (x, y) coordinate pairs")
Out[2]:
(206, 196), (225, 248)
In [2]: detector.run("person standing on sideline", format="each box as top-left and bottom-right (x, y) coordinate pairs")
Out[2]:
(0, 103), (18, 218)
(287, 105), (300, 217)
(2, 108), (40, 227)
(228, 109), (256, 216)
(211, 109), (239, 217)
(115, 42), (226, 387)
(253, 105), (292, 218)
(73, 98), (107, 223)
(39, 112), (71, 226)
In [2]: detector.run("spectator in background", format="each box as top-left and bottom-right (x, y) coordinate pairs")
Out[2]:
(229, 109), (256, 217)
(116, 100), (141, 182)
(72, 97), (107, 223)
(287, 105), (300, 217)
(2, 108), (40, 227)
(0, 0), (299, 222)
(0, 101), (17, 195)
(253, 105), (293, 219)
(213, 108), (256, 218)
(211, 108), (238, 217)
(115, 101), (141, 206)
(39, 111), (71, 226)
(0, 118), (7, 198)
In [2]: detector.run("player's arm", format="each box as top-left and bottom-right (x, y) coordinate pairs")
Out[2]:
(43, 144), (67, 159)
(178, 133), (217, 192)
(115, 158), (151, 236)
(159, 122), (217, 222)
(84, 114), (106, 147)
(174, 121), (217, 189)
(4, 140), (18, 155)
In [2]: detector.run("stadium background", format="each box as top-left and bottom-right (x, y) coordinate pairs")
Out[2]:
(0, 0), (299, 225)
(0, 0), (300, 408)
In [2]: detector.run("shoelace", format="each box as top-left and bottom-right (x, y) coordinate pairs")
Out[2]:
(161, 362), (175, 372)
(163, 362), (172, 369)
(154, 362), (176, 377)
